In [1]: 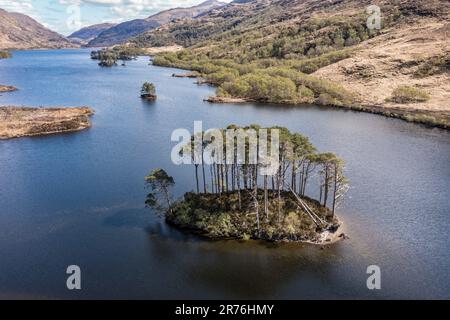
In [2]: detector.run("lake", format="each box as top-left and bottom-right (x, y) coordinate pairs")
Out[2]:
(0, 49), (449, 299)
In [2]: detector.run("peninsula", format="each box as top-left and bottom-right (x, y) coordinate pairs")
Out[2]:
(0, 85), (17, 93)
(0, 106), (94, 139)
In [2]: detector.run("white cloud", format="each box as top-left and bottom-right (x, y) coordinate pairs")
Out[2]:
(108, 0), (231, 19)
(0, 0), (34, 14)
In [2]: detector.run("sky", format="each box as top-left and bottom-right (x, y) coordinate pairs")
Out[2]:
(0, 0), (232, 36)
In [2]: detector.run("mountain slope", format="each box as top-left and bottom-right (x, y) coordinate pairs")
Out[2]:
(68, 23), (116, 45)
(87, 0), (225, 47)
(131, 0), (449, 128)
(0, 8), (74, 50)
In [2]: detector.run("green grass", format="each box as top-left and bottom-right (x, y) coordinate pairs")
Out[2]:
(389, 86), (430, 103)
(414, 54), (449, 78)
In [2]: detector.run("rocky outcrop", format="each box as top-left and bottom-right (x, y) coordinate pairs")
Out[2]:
(0, 107), (94, 139)
(205, 96), (250, 103)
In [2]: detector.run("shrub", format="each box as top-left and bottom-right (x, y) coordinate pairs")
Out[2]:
(293, 49), (354, 74)
(284, 212), (302, 235)
(390, 86), (430, 103)
(141, 82), (157, 99)
(298, 86), (315, 103)
(414, 55), (449, 78)
(205, 69), (239, 85)
(0, 50), (12, 59)
(296, 73), (356, 106)
(220, 73), (299, 103)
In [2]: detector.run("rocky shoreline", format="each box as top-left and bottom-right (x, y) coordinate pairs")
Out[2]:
(204, 94), (449, 129)
(167, 215), (346, 245)
(0, 106), (94, 139)
(166, 192), (346, 245)
(204, 96), (251, 104)
(0, 85), (18, 93)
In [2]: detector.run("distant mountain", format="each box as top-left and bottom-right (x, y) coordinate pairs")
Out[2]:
(87, 0), (226, 47)
(68, 23), (116, 45)
(0, 8), (74, 50)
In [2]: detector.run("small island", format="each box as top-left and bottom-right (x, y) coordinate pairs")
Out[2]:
(90, 46), (144, 67)
(140, 82), (157, 100)
(0, 85), (18, 93)
(0, 106), (94, 139)
(145, 125), (349, 244)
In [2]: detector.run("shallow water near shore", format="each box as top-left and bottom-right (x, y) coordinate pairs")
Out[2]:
(0, 49), (449, 299)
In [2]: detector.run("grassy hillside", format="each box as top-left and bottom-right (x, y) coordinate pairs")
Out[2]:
(131, 0), (449, 128)
(0, 8), (75, 50)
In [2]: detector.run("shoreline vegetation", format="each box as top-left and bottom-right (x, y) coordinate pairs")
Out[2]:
(153, 55), (449, 130)
(90, 46), (145, 67)
(0, 52), (16, 94)
(129, 0), (449, 130)
(0, 50), (12, 59)
(0, 106), (94, 139)
(145, 125), (349, 244)
(168, 191), (344, 244)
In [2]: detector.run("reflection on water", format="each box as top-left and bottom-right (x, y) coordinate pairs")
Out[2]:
(0, 50), (449, 299)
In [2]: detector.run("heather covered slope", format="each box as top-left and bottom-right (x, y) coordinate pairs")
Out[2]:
(131, 0), (449, 128)
(0, 8), (74, 50)
(314, 18), (449, 113)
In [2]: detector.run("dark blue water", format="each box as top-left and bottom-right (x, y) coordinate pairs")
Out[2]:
(0, 49), (449, 299)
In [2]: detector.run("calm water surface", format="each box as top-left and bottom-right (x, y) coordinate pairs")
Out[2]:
(0, 50), (449, 299)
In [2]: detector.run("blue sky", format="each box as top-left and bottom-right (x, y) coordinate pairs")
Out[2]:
(0, 0), (231, 36)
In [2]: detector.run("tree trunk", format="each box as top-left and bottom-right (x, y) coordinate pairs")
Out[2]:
(299, 164), (305, 195)
(225, 165), (229, 192)
(163, 186), (172, 215)
(237, 165), (241, 210)
(210, 165), (214, 194)
(264, 175), (268, 220)
(202, 161), (207, 193)
(332, 164), (338, 217)
(195, 164), (199, 194)
(324, 168), (329, 208)
(291, 161), (296, 193)
(254, 165), (260, 233)
(319, 184), (323, 205)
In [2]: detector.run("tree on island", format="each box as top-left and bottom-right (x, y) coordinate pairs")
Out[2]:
(145, 169), (175, 215)
(91, 46), (143, 67)
(145, 125), (349, 242)
(91, 49), (120, 67)
(95, 50), (118, 67)
(140, 82), (157, 100)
